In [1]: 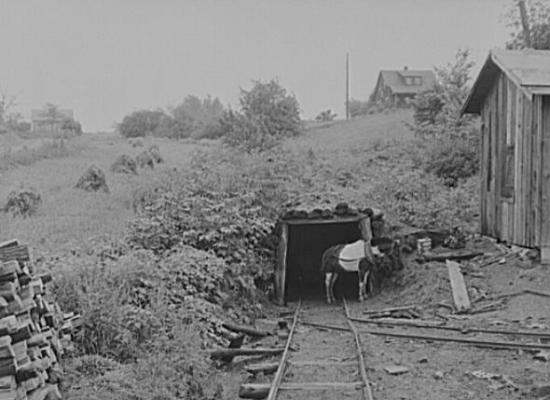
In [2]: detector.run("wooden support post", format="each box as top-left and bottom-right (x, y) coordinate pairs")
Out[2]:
(275, 223), (288, 305)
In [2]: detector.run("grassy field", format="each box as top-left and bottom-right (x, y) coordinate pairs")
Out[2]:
(0, 132), (205, 257)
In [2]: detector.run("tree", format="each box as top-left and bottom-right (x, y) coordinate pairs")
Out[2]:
(239, 79), (301, 137)
(315, 110), (337, 122)
(0, 91), (16, 134)
(118, 109), (171, 138)
(221, 79), (302, 151)
(506, 0), (550, 50)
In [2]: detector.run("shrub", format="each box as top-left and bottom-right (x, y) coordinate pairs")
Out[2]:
(222, 79), (302, 151)
(315, 110), (337, 122)
(169, 95), (225, 139)
(411, 49), (480, 186)
(119, 109), (171, 138)
(348, 98), (370, 117)
(136, 151), (154, 169)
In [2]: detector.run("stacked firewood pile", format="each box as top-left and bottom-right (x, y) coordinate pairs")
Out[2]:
(0, 239), (81, 400)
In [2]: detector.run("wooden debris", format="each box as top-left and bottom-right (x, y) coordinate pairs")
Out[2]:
(239, 381), (365, 398)
(363, 305), (418, 315)
(244, 362), (279, 375)
(0, 240), (81, 400)
(534, 350), (550, 361)
(222, 322), (271, 337)
(210, 347), (284, 360)
(383, 365), (410, 375)
(421, 250), (484, 262)
(446, 261), (471, 312)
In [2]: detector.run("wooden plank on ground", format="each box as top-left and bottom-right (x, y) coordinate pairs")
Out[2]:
(209, 347), (284, 360)
(446, 260), (471, 312)
(0, 246), (30, 263)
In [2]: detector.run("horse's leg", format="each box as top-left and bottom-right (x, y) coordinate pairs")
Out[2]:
(362, 270), (370, 300)
(358, 270), (364, 302)
(329, 272), (338, 304)
(325, 272), (333, 304)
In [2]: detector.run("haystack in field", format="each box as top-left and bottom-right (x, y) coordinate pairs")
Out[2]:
(111, 154), (138, 175)
(148, 144), (163, 164)
(75, 165), (109, 193)
(136, 151), (154, 169)
(4, 187), (42, 217)
(131, 138), (144, 148)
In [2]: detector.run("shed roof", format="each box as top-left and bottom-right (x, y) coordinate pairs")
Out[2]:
(377, 70), (436, 95)
(462, 49), (550, 114)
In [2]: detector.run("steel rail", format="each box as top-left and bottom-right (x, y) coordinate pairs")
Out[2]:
(343, 298), (375, 400)
(266, 299), (301, 400)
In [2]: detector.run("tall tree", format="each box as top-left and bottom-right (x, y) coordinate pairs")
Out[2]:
(506, 0), (550, 50)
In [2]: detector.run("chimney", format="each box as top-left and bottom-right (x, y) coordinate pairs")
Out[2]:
(403, 66), (409, 71)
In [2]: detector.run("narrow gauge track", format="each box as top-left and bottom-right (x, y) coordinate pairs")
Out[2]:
(262, 299), (374, 400)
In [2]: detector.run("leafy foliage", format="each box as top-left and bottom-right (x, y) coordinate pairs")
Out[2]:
(222, 79), (302, 151)
(411, 49), (479, 186)
(4, 186), (42, 217)
(315, 110), (337, 122)
(118, 109), (171, 138)
(169, 95), (225, 139)
(506, 0), (550, 50)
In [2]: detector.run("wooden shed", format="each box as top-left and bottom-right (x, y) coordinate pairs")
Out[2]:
(274, 206), (378, 305)
(462, 49), (550, 261)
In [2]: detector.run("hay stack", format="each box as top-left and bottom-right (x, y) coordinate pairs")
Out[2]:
(131, 138), (144, 148)
(75, 165), (109, 193)
(136, 151), (154, 169)
(147, 145), (163, 164)
(4, 188), (42, 217)
(110, 155), (138, 175)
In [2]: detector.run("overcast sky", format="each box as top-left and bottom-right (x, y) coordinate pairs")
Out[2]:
(0, 0), (513, 132)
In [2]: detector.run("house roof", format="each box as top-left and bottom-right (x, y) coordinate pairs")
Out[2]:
(377, 69), (436, 95)
(462, 49), (550, 114)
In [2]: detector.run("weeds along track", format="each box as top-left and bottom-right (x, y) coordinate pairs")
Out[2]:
(257, 299), (374, 400)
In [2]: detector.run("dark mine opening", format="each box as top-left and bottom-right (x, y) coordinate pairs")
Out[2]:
(285, 220), (363, 301)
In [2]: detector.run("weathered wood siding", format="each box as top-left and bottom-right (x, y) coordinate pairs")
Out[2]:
(540, 96), (550, 259)
(480, 72), (542, 248)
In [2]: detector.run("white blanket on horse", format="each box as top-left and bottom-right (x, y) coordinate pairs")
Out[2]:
(339, 240), (366, 272)
(338, 240), (382, 272)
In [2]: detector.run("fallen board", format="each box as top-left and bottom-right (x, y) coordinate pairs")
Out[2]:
(210, 347), (284, 360)
(446, 260), (471, 312)
(421, 250), (484, 262)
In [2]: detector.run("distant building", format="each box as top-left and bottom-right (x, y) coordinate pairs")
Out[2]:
(371, 68), (436, 107)
(31, 108), (74, 133)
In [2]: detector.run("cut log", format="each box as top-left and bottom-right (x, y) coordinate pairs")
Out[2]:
(223, 322), (271, 337)
(422, 250), (484, 262)
(245, 362), (279, 375)
(210, 347), (284, 360)
(446, 260), (471, 312)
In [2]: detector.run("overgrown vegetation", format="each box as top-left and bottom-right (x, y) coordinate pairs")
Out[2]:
(221, 79), (302, 152)
(506, 0), (550, 50)
(0, 139), (72, 171)
(411, 49), (479, 187)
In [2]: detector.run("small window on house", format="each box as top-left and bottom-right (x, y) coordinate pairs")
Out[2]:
(501, 145), (515, 199)
(413, 76), (423, 85)
(404, 77), (413, 85)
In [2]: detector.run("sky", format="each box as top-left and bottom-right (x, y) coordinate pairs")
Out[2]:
(0, 0), (513, 132)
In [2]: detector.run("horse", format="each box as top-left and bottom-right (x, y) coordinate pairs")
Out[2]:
(321, 236), (403, 304)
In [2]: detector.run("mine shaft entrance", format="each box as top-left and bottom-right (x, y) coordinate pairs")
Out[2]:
(285, 219), (364, 302)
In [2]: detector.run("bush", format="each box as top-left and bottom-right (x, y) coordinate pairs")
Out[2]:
(170, 95), (225, 139)
(348, 99), (371, 117)
(315, 110), (337, 122)
(222, 79), (302, 151)
(424, 137), (479, 187)
(119, 109), (171, 138)
(411, 49), (480, 186)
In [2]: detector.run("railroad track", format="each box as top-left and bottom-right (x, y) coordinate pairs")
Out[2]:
(240, 298), (374, 400)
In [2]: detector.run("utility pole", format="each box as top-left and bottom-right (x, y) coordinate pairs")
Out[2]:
(345, 53), (350, 119)
(518, 0), (532, 48)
